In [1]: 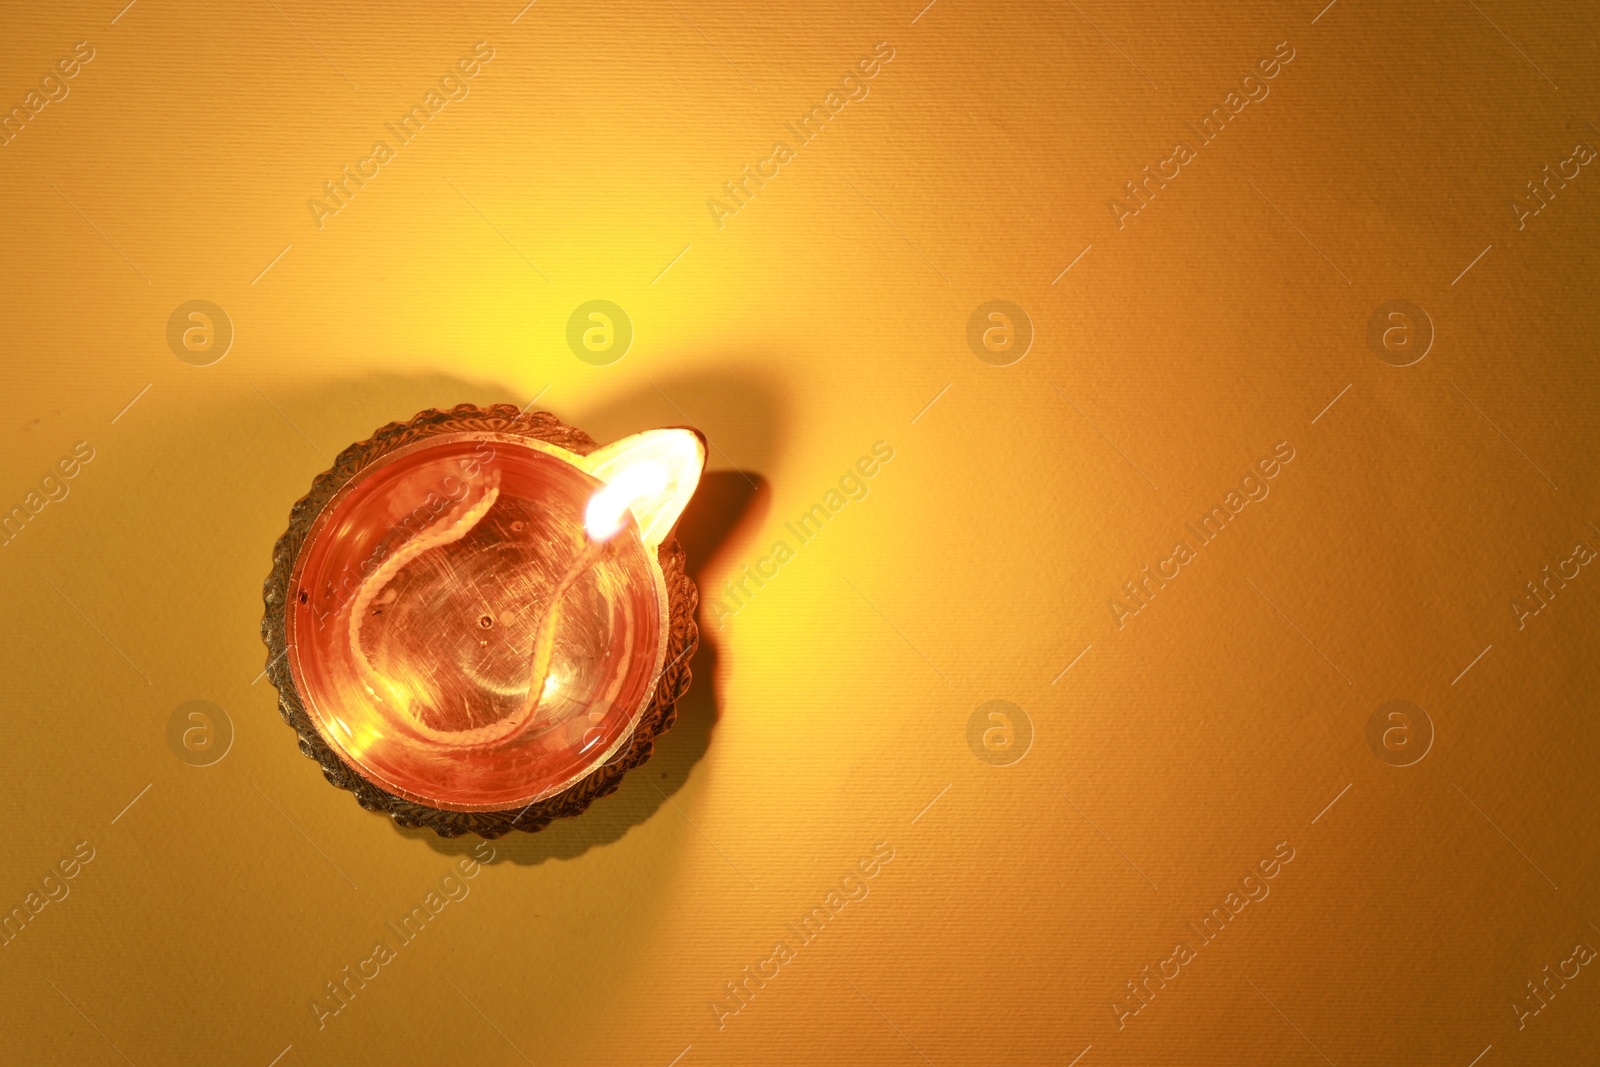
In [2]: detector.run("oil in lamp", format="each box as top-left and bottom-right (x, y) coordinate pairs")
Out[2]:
(260, 405), (706, 837)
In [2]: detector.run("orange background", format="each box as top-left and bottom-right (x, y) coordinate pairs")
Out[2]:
(2, 1), (1598, 1064)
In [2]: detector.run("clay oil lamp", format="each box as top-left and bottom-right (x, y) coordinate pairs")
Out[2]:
(261, 405), (705, 837)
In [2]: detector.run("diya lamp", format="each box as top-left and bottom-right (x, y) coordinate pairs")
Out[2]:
(260, 405), (706, 837)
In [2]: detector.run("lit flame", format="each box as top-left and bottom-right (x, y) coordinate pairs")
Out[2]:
(580, 428), (706, 547)
(585, 461), (669, 541)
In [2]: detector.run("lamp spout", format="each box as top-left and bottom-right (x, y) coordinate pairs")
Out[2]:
(579, 427), (707, 549)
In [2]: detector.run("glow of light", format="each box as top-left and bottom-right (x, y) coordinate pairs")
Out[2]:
(343, 723), (385, 761)
(585, 460), (669, 541)
(580, 428), (707, 548)
(542, 674), (562, 700)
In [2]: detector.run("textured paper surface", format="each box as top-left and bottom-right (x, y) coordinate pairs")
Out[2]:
(1, 1), (1597, 1064)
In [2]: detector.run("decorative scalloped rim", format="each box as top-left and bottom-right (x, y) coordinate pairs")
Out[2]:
(260, 404), (699, 839)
